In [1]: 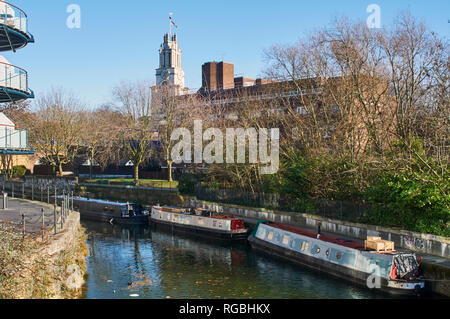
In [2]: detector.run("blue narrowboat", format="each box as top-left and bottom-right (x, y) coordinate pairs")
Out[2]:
(248, 221), (425, 296)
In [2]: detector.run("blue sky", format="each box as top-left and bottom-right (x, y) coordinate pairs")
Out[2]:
(6, 0), (450, 109)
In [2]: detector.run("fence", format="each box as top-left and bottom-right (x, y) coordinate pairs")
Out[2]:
(195, 187), (371, 223)
(0, 180), (76, 242)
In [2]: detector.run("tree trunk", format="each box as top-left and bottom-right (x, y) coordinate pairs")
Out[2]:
(89, 149), (94, 180)
(168, 160), (173, 182)
(58, 162), (64, 177)
(134, 164), (139, 186)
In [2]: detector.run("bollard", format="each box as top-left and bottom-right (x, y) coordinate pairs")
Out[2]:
(60, 205), (63, 229)
(2, 192), (7, 209)
(22, 214), (25, 240)
(41, 208), (45, 241)
(54, 204), (57, 234)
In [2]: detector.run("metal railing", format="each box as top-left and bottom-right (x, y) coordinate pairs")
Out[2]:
(1, 180), (76, 242)
(0, 61), (29, 93)
(0, 1), (28, 35)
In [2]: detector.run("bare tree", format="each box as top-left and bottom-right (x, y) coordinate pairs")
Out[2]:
(80, 107), (125, 179)
(30, 88), (85, 176)
(152, 85), (203, 181)
(113, 80), (154, 185)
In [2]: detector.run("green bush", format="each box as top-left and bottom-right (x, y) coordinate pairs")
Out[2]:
(12, 165), (27, 177)
(362, 171), (450, 236)
(178, 173), (200, 195)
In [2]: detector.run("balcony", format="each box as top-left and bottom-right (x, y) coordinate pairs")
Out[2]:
(0, 61), (34, 102)
(0, 1), (34, 52)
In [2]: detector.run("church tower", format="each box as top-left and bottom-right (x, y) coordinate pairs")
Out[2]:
(155, 33), (186, 94)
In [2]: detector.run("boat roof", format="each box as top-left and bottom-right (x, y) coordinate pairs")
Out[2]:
(266, 222), (366, 250)
(69, 196), (136, 207)
(154, 206), (241, 220)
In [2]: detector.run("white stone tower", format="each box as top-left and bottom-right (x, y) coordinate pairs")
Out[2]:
(155, 33), (186, 94)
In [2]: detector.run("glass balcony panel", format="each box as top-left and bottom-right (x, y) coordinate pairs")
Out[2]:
(0, 62), (29, 92)
(0, 2), (28, 34)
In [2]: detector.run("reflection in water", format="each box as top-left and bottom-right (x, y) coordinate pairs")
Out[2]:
(82, 221), (398, 299)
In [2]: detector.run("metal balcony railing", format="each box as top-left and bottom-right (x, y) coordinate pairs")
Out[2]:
(0, 1), (28, 35)
(0, 61), (29, 93)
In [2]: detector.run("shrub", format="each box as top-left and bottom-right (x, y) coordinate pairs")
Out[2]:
(178, 173), (201, 195)
(12, 165), (27, 178)
(362, 171), (450, 236)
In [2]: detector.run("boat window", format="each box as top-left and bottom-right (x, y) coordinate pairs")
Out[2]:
(316, 247), (321, 254)
(301, 241), (309, 251)
(336, 252), (342, 260)
(326, 249), (330, 257)
(267, 232), (274, 240)
(283, 236), (290, 245)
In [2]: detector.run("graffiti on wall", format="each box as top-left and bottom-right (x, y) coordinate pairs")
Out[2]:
(403, 237), (426, 251)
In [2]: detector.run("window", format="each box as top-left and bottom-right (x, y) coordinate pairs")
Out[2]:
(267, 232), (274, 241)
(301, 241), (309, 251)
(283, 236), (290, 245)
(336, 252), (342, 260)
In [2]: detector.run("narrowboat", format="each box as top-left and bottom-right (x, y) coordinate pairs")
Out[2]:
(55, 197), (149, 225)
(248, 221), (425, 296)
(150, 206), (249, 241)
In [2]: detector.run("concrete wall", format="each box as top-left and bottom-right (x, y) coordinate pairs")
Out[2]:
(77, 183), (184, 207)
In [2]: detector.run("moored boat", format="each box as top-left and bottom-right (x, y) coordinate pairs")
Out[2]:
(248, 221), (425, 296)
(150, 206), (249, 241)
(55, 196), (149, 225)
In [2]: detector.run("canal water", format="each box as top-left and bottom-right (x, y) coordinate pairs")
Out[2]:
(81, 220), (407, 299)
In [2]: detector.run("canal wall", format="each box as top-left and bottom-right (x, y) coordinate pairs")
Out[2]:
(77, 183), (184, 206)
(0, 199), (88, 299)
